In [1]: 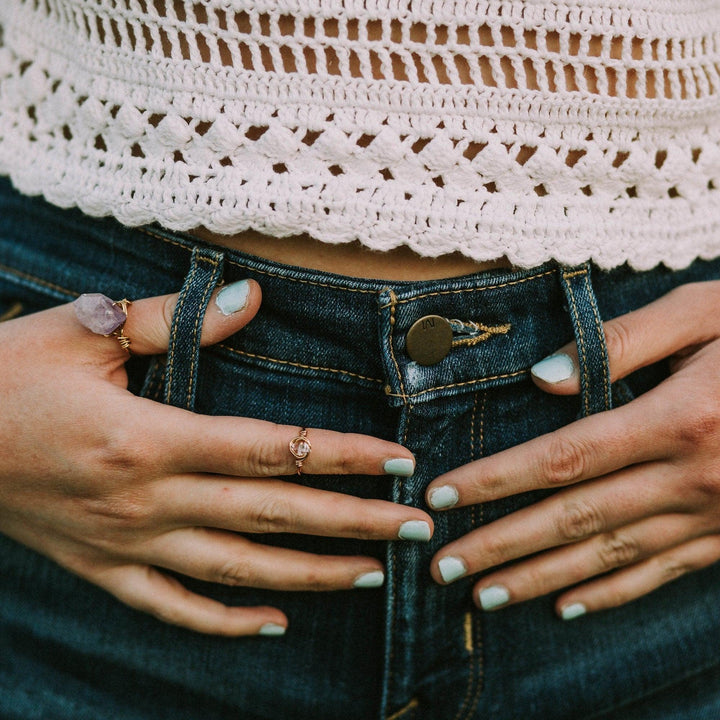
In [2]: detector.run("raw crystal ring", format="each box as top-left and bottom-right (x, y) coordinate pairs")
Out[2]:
(73, 293), (133, 352)
(289, 428), (312, 475)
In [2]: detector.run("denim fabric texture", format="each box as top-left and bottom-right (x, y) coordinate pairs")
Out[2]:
(1, 177), (720, 720)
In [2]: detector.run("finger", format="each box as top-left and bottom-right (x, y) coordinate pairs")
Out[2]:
(430, 462), (686, 584)
(470, 513), (695, 612)
(94, 564), (288, 636)
(426, 390), (669, 507)
(144, 404), (417, 477)
(70, 279), (262, 357)
(555, 534), (720, 620)
(530, 281), (720, 395)
(162, 476), (432, 540)
(144, 528), (387, 591)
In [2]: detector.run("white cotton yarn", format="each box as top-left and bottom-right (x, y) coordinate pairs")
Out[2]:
(1, 1), (720, 270)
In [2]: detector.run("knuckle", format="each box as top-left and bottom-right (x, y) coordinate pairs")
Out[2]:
(74, 490), (152, 530)
(543, 434), (588, 486)
(300, 567), (335, 591)
(603, 317), (633, 369)
(676, 400), (720, 448)
(597, 531), (641, 571)
(659, 556), (693, 583)
(246, 426), (292, 476)
(482, 533), (512, 566)
(557, 500), (605, 541)
(216, 559), (252, 587)
(250, 493), (295, 533)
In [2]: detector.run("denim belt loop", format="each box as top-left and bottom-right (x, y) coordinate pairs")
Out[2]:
(163, 245), (225, 411)
(559, 262), (612, 416)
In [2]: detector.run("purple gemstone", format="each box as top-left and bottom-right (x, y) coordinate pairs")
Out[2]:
(73, 293), (126, 335)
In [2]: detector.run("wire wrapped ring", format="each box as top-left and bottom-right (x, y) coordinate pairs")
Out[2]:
(289, 428), (312, 475)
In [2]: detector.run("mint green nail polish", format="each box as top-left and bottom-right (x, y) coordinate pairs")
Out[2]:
(438, 556), (467, 583)
(384, 458), (415, 477)
(216, 280), (251, 315)
(561, 602), (587, 621)
(258, 622), (286, 636)
(531, 352), (575, 383)
(398, 520), (431, 541)
(479, 585), (510, 610)
(353, 570), (385, 588)
(428, 485), (459, 510)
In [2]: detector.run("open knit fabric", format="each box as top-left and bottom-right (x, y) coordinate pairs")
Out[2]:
(1, 1), (720, 269)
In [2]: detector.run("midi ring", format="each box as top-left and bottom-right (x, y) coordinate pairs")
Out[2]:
(73, 293), (133, 352)
(289, 428), (312, 475)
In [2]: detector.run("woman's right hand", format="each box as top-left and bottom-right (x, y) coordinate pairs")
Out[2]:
(0, 280), (432, 636)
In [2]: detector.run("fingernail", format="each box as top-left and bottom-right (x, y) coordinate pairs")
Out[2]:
(478, 585), (510, 610)
(398, 520), (431, 542)
(384, 458), (415, 477)
(353, 570), (385, 588)
(531, 352), (575, 383)
(258, 622), (286, 636)
(560, 602), (587, 621)
(428, 485), (459, 510)
(438, 556), (467, 583)
(216, 280), (251, 315)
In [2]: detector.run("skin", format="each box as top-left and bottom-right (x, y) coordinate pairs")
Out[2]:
(427, 280), (720, 618)
(0, 281), (434, 636)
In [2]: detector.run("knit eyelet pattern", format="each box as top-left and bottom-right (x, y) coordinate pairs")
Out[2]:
(1, 1), (719, 270)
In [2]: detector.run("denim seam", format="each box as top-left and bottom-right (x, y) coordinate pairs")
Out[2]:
(137, 228), (378, 294)
(185, 254), (221, 408)
(217, 344), (384, 385)
(385, 370), (528, 399)
(450, 321), (512, 349)
(0, 262), (77, 300)
(387, 289), (409, 402)
(561, 268), (591, 417)
(165, 253), (201, 404)
(583, 271), (612, 411)
(0, 301), (23, 322)
(377, 269), (558, 308)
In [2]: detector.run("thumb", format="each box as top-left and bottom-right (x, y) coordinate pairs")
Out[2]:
(75, 279), (262, 357)
(529, 282), (717, 395)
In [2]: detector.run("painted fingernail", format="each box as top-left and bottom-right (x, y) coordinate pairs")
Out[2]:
(560, 602), (587, 621)
(478, 585), (510, 610)
(353, 570), (385, 588)
(438, 556), (467, 583)
(216, 280), (251, 315)
(398, 520), (432, 542)
(384, 458), (415, 477)
(258, 622), (287, 636)
(531, 352), (575, 383)
(428, 485), (459, 510)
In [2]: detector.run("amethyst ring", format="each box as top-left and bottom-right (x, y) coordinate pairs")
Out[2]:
(73, 293), (133, 352)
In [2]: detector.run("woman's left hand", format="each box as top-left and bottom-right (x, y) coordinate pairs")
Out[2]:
(426, 280), (720, 620)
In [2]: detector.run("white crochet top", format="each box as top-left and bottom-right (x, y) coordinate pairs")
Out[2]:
(1, 1), (720, 270)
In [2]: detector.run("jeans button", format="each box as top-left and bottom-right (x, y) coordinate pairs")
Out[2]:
(406, 315), (453, 365)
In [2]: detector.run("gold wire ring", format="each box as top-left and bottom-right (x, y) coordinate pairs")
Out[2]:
(289, 428), (312, 475)
(107, 298), (132, 352)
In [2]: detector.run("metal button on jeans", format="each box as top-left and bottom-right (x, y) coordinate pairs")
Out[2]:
(406, 315), (453, 365)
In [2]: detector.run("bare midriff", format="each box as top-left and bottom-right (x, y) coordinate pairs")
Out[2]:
(190, 228), (511, 280)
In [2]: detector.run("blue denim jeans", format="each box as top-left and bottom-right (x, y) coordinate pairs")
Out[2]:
(1, 176), (720, 720)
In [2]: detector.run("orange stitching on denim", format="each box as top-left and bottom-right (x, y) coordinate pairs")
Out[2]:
(137, 227), (377, 294)
(384, 369), (527, 399)
(583, 271), (611, 411)
(0, 262), (77, 298)
(562, 268), (591, 417)
(386, 289), (408, 401)
(166, 255), (200, 404)
(386, 403), (413, 719)
(386, 697), (419, 720)
(217, 344), (383, 384)
(450, 321), (511, 349)
(186, 254), (221, 407)
(0, 301), (24, 322)
(377, 269), (558, 309)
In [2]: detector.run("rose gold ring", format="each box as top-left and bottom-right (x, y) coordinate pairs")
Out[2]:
(73, 293), (133, 353)
(110, 298), (132, 352)
(289, 428), (312, 475)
